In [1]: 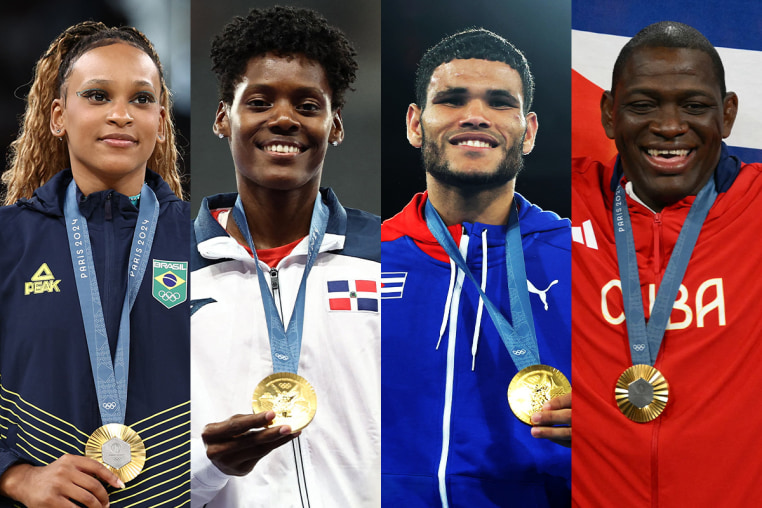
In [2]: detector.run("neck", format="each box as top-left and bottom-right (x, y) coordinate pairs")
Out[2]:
(426, 175), (515, 226)
(231, 179), (319, 250)
(70, 166), (146, 197)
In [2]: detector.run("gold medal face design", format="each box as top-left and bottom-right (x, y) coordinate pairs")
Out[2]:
(252, 373), (317, 432)
(615, 364), (669, 423)
(507, 365), (572, 425)
(85, 423), (146, 483)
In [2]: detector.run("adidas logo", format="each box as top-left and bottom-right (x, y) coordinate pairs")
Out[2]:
(572, 220), (598, 250)
(24, 263), (61, 295)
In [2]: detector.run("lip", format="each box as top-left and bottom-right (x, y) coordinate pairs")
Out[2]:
(641, 146), (696, 174)
(448, 131), (499, 149)
(100, 133), (137, 148)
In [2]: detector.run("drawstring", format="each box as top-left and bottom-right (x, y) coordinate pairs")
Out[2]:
(471, 229), (487, 371)
(436, 258), (457, 350)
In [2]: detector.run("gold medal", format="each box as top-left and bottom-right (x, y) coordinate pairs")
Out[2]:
(252, 372), (317, 432)
(85, 423), (145, 483)
(615, 364), (669, 423)
(507, 364), (572, 425)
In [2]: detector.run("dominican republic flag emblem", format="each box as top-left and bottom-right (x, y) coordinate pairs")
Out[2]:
(327, 279), (379, 312)
(381, 272), (407, 299)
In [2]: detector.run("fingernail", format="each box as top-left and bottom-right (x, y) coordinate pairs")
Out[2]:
(117, 480), (126, 489)
(530, 427), (540, 438)
(531, 412), (542, 424)
(542, 402), (551, 411)
(280, 426), (292, 435)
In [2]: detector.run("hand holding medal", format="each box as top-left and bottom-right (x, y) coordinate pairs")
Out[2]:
(424, 200), (572, 432)
(232, 194), (329, 435)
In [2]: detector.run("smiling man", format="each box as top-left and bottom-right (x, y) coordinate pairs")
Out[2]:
(381, 29), (571, 507)
(572, 21), (762, 506)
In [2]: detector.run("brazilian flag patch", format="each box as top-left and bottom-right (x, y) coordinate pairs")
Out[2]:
(152, 259), (188, 309)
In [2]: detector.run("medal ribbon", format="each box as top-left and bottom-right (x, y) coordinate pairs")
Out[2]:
(613, 177), (717, 366)
(65, 180), (159, 425)
(424, 199), (540, 370)
(231, 193), (329, 374)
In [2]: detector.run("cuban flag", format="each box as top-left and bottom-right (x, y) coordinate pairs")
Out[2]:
(380, 272), (407, 299)
(327, 279), (379, 312)
(573, 0), (762, 163)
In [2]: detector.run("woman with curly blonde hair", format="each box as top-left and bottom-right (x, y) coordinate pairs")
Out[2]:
(0, 21), (189, 508)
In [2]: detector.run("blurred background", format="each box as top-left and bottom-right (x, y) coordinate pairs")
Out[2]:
(190, 0), (381, 216)
(382, 0), (571, 220)
(0, 0), (190, 199)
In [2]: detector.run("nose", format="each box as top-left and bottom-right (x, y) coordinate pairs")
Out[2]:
(106, 99), (133, 127)
(650, 104), (688, 138)
(459, 99), (491, 129)
(267, 101), (300, 133)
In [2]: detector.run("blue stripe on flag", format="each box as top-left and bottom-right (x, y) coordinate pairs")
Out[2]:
(327, 280), (349, 293)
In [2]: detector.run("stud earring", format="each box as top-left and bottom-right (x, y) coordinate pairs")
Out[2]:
(218, 133), (224, 139)
(331, 141), (339, 147)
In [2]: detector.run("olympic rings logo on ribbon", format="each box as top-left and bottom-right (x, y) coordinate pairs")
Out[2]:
(512, 349), (527, 355)
(158, 290), (181, 302)
(275, 353), (290, 361)
(633, 344), (646, 351)
(102, 402), (117, 410)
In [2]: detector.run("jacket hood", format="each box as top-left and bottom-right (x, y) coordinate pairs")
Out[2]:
(16, 168), (180, 218)
(382, 191), (568, 263)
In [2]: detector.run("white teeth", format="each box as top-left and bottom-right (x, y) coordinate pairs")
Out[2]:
(457, 139), (491, 148)
(647, 149), (689, 157)
(265, 144), (300, 153)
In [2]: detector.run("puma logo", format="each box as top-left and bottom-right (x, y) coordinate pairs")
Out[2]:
(527, 280), (558, 311)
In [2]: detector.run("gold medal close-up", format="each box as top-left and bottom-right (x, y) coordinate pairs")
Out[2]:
(615, 364), (669, 423)
(85, 423), (146, 483)
(507, 364), (572, 425)
(252, 372), (317, 432)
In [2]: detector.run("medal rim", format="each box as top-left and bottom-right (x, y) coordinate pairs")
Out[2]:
(615, 364), (669, 423)
(85, 423), (145, 483)
(252, 372), (317, 432)
(507, 364), (572, 426)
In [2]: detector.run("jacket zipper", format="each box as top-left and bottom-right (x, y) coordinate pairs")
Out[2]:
(269, 266), (310, 508)
(650, 212), (663, 508)
(104, 193), (114, 359)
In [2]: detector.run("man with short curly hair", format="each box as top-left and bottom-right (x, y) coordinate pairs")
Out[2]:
(189, 7), (380, 507)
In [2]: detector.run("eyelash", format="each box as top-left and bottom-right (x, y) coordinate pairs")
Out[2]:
(75, 89), (157, 105)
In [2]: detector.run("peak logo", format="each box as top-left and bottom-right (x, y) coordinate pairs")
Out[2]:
(24, 263), (61, 295)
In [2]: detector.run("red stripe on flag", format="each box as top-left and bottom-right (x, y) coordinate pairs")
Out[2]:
(572, 69), (618, 162)
(355, 280), (377, 292)
(329, 298), (351, 310)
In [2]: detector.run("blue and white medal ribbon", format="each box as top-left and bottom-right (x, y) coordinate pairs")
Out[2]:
(424, 199), (570, 424)
(233, 193), (327, 432)
(65, 179), (158, 480)
(613, 176), (717, 422)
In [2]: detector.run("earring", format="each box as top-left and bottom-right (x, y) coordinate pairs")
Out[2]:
(218, 133), (224, 139)
(331, 141), (339, 147)
(56, 129), (61, 133)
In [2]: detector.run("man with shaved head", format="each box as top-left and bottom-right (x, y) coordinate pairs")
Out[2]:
(573, 21), (762, 505)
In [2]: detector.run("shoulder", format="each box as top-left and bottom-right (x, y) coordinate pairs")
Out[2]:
(340, 206), (380, 263)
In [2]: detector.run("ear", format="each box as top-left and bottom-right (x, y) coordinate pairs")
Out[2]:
(156, 106), (167, 144)
(406, 103), (423, 148)
(721, 91), (738, 138)
(329, 108), (344, 145)
(522, 112), (538, 155)
(50, 98), (65, 138)
(600, 91), (615, 140)
(213, 101), (231, 138)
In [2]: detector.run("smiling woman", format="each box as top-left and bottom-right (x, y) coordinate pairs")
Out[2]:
(0, 21), (189, 508)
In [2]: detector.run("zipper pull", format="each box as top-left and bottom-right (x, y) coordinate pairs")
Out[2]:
(105, 193), (112, 220)
(270, 268), (279, 290)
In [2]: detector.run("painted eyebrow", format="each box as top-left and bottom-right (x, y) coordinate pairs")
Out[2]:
(78, 78), (158, 91)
